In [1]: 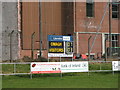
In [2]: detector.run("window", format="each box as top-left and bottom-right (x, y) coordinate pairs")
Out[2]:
(111, 34), (119, 47)
(105, 34), (119, 47)
(86, 0), (94, 17)
(112, 1), (119, 18)
(105, 34), (120, 56)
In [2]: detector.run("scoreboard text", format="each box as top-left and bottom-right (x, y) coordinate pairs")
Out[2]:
(49, 41), (64, 53)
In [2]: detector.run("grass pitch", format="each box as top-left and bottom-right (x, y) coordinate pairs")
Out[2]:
(2, 72), (119, 88)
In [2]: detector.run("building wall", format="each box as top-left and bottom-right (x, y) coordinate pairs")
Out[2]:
(21, 2), (74, 59)
(20, 2), (119, 59)
(61, 2), (74, 35)
(75, 2), (119, 58)
(75, 2), (119, 33)
(2, 2), (18, 60)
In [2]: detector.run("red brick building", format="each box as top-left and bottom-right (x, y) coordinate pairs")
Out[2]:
(74, 1), (119, 59)
(19, 1), (120, 60)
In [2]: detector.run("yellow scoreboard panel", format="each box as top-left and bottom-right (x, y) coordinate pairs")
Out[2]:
(49, 41), (64, 53)
(49, 48), (64, 53)
(49, 42), (63, 47)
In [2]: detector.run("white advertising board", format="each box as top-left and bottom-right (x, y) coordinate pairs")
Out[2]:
(112, 61), (120, 71)
(48, 53), (73, 57)
(61, 62), (88, 73)
(31, 61), (89, 74)
(31, 62), (61, 74)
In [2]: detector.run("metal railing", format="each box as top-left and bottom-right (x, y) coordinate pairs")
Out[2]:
(0, 61), (118, 76)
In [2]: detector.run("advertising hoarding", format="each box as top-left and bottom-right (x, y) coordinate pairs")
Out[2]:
(31, 62), (61, 74)
(31, 61), (89, 74)
(112, 61), (120, 71)
(61, 62), (89, 73)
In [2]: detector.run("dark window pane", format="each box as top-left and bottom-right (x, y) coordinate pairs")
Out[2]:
(86, 3), (94, 17)
(112, 2), (119, 18)
(112, 41), (116, 47)
(112, 4), (118, 11)
(115, 35), (118, 40)
(112, 12), (118, 18)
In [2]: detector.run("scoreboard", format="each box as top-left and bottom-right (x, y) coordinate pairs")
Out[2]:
(48, 35), (73, 57)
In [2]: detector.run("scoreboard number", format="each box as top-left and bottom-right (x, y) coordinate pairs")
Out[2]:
(65, 42), (73, 54)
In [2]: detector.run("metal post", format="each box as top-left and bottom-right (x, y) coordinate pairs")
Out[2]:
(88, 36), (92, 61)
(109, 1), (112, 58)
(39, 0), (42, 58)
(112, 71), (114, 75)
(88, 61), (90, 76)
(48, 57), (49, 62)
(105, 38), (107, 61)
(14, 63), (16, 73)
(100, 63), (101, 71)
(60, 56), (62, 78)
(30, 72), (33, 79)
(9, 30), (14, 62)
(72, 57), (73, 61)
(30, 63), (32, 79)
(31, 32), (35, 60)
(60, 56), (61, 62)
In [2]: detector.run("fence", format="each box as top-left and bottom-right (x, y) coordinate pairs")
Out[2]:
(0, 61), (119, 77)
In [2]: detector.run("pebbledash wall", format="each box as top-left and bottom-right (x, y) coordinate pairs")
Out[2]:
(0, 2), (2, 61)
(1, 2), (18, 60)
(20, 2), (119, 59)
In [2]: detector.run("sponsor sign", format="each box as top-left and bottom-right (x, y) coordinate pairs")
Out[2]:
(31, 62), (89, 74)
(112, 61), (120, 71)
(61, 62), (88, 72)
(48, 35), (73, 42)
(31, 62), (61, 74)
(63, 36), (70, 41)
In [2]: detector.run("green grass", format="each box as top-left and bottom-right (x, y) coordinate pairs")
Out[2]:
(2, 63), (119, 88)
(2, 72), (119, 88)
(2, 64), (30, 74)
(89, 62), (112, 70)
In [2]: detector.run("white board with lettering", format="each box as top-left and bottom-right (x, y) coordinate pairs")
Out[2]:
(61, 61), (88, 73)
